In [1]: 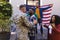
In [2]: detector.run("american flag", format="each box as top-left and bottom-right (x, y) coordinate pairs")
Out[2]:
(41, 5), (52, 26)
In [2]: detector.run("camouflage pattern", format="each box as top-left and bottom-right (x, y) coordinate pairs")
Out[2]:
(15, 15), (33, 40)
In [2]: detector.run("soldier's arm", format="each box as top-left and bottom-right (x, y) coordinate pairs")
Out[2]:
(21, 16), (34, 27)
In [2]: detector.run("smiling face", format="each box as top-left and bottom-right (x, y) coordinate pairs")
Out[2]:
(20, 7), (26, 13)
(52, 16), (55, 23)
(29, 9), (34, 15)
(19, 5), (26, 13)
(22, 7), (26, 13)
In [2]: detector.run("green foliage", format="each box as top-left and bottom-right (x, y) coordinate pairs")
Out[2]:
(0, 2), (12, 19)
(0, 19), (11, 32)
(0, 2), (12, 32)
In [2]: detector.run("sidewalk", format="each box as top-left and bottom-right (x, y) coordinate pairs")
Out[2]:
(36, 27), (48, 40)
(9, 27), (48, 40)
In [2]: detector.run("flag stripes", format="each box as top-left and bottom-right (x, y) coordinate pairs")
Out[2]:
(42, 5), (52, 26)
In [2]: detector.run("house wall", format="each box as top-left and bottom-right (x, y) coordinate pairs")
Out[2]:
(9, 0), (26, 15)
(9, 0), (60, 16)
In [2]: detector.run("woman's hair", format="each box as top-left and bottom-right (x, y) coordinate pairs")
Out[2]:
(50, 15), (60, 25)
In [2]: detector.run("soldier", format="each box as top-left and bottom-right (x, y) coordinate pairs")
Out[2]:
(11, 5), (36, 40)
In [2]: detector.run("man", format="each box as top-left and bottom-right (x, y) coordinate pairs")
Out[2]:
(11, 5), (35, 40)
(27, 8), (38, 21)
(27, 8), (38, 40)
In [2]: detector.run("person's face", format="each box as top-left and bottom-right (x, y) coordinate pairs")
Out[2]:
(29, 9), (34, 14)
(52, 16), (55, 22)
(36, 2), (39, 7)
(21, 7), (26, 13)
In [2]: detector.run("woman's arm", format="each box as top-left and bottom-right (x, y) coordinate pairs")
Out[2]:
(52, 24), (60, 33)
(40, 4), (53, 10)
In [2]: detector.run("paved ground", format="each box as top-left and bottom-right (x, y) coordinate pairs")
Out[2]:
(36, 27), (48, 40)
(10, 27), (48, 40)
(9, 34), (17, 40)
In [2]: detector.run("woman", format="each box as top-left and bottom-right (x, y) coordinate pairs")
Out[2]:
(49, 15), (60, 40)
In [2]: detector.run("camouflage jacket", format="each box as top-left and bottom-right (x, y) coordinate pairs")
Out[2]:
(10, 10), (34, 40)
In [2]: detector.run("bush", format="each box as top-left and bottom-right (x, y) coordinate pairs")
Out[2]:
(0, 2), (12, 19)
(0, 2), (12, 32)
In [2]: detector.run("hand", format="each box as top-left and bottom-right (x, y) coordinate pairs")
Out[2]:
(33, 20), (37, 25)
(49, 4), (53, 7)
(51, 23), (55, 28)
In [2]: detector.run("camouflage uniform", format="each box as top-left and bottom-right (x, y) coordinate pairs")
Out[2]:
(10, 10), (34, 40)
(15, 14), (33, 40)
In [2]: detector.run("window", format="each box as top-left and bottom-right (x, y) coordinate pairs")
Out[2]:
(26, 0), (40, 6)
